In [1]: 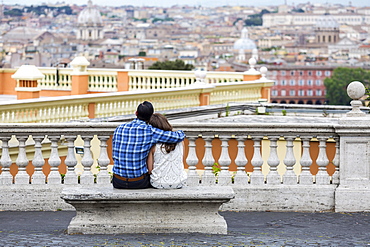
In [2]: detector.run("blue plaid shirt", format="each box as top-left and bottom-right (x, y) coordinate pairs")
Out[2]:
(112, 118), (186, 178)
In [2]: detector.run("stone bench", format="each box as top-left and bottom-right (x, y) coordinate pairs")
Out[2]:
(61, 186), (235, 235)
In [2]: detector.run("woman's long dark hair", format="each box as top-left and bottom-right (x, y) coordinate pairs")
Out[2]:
(149, 113), (177, 153)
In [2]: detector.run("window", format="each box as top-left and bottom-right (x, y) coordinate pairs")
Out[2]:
(290, 71), (295, 76)
(281, 71), (286, 76)
(298, 90), (304, 96)
(281, 80), (287, 85)
(299, 80), (304, 86)
(307, 80), (313, 86)
(272, 71), (277, 76)
(307, 89), (313, 96)
(316, 71), (322, 76)
(281, 90), (286, 96)
(289, 90), (295, 96)
(315, 80), (321, 86)
(308, 71), (312, 76)
(316, 90), (322, 96)
(289, 80), (295, 86)
(274, 81), (278, 86)
(272, 90), (278, 96)
(325, 71), (331, 76)
(299, 71), (304, 76)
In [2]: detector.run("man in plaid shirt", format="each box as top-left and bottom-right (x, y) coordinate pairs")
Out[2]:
(112, 101), (185, 189)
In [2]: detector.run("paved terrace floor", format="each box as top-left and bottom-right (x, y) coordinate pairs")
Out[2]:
(0, 211), (369, 246)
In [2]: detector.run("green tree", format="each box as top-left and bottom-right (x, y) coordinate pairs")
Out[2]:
(324, 67), (370, 105)
(244, 9), (270, 26)
(4, 8), (23, 17)
(148, 59), (194, 70)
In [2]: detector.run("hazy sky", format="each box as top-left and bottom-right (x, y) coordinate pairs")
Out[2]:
(4, 0), (367, 7)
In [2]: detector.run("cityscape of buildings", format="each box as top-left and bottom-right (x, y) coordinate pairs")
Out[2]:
(0, 1), (370, 104)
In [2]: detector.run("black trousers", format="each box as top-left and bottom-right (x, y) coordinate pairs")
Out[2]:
(112, 173), (152, 189)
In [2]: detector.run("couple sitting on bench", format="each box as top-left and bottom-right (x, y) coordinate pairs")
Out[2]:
(112, 101), (187, 189)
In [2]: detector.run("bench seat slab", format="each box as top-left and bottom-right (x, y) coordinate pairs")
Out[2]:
(61, 186), (234, 234)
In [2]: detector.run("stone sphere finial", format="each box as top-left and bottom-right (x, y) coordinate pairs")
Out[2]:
(347, 81), (365, 100)
(248, 57), (256, 71)
(194, 69), (207, 84)
(249, 57), (256, 66)
(346, 81), (366, 117)
(260, 66), (267, 79)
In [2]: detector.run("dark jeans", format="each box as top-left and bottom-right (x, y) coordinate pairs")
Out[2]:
(112, 173), (152, 189)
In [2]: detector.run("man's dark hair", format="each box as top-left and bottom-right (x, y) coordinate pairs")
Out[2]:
(137, 101), (154, 122)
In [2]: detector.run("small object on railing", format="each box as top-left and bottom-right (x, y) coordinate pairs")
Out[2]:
(75, 147), (84, 154)
(257, 98), (268, 114)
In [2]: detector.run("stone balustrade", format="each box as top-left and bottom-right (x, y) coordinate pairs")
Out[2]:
(0, 114), (369, 212)
(0, 121), (339, 211)
(34, 68), (247, 93)
(39, 68), (73, 91)
(0, 82), (271, 123)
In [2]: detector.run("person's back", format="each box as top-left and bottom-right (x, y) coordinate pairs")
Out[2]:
(147, 113), (187, 189)
(150, 142), (187, 189)
(112, 101), (185, 189)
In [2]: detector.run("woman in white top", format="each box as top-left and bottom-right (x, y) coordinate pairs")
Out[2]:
(147, 113), (187, 189)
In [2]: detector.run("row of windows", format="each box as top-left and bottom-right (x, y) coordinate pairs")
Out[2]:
(275, 79), (322, 86)
(272, 89), (324, 96)
(272, 71), (331, 76)
(317, 35), (337, 43)
(293, 17), (362, 22)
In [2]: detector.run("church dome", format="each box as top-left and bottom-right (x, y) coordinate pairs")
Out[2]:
(233, 28), (257, 51)
(315, 13), (339, 29)
(77, 0), (102, 25)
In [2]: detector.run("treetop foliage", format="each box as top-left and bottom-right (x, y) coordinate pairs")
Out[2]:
(324, 67), (370, 105)
(148, 59), (194, 70)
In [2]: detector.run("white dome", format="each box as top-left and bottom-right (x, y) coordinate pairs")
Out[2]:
(316, 13), (339, 29)
(233, 28), (256, 51)
(77, 0), (102, 25)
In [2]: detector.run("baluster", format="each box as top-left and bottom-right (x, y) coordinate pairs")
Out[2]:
(31, 136), (46, 184)
(113, 76), (118, 91)
(217, 136), (232, 186)
(97, 136), (111, 184)
(145, 76), (150, 89)
(64, 135), (78, 184)
(299, 137), (313, 184)
(233, 136), (248, 186)
(332, 137), (340, 185)
(282, 136), (297, 184)
(315, 136), (330, 184)
(250, 136), (264, 185)
(266, 136), (281, 185)
(138, 76), (142, 89)
(201, 135), (216, 185)
(104, 75), (108, 90)
(185, 135), (200, 186)
(0, 136), (13, 184)
(80, 135), (95, 184)
(15, 136), (30, 184)
(47, 136), (62, 184)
